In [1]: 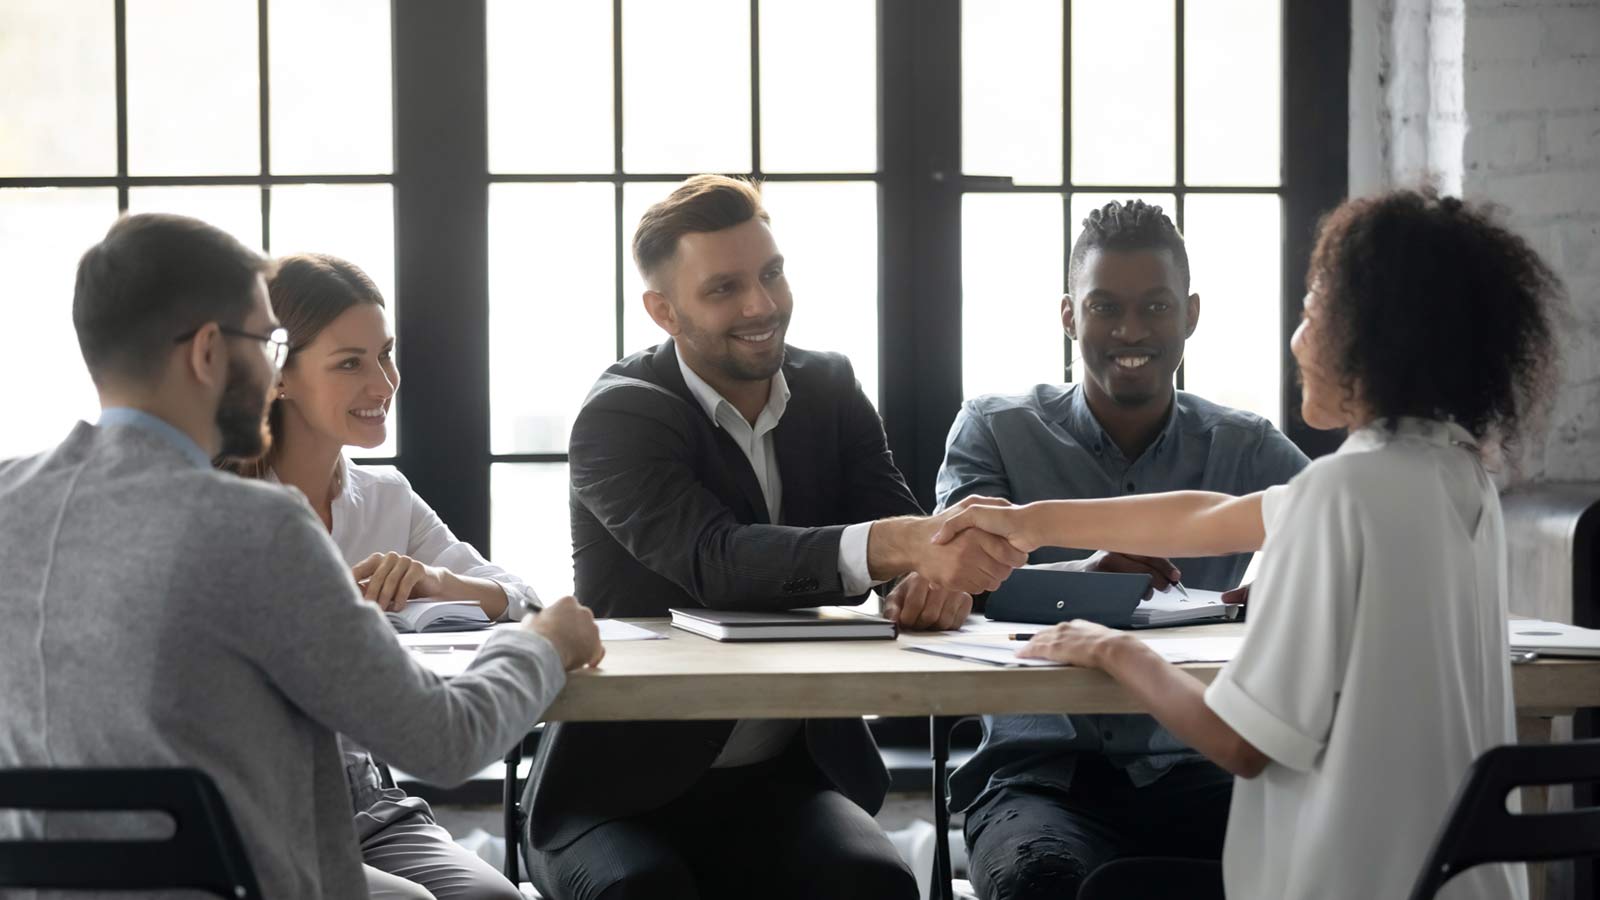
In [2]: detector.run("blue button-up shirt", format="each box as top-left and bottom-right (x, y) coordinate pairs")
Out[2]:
(98, 407), (211, 469)
(934, 383), (1308, 811)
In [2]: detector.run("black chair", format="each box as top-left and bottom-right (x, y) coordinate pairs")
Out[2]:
(931, 715), (983, 900)
(0, 767), (262, 899)
(1411, 739), (1600, 900)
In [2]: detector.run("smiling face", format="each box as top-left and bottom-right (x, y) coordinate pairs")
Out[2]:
(1065, 247), (1200, 410)
(276, 302), (398, 450)
(646, 216), (792, 383)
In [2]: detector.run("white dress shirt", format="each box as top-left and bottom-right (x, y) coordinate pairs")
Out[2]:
(1204, 419), (1525, 900)
(675, 347), (880, 768)
(269, 456), (539, 620)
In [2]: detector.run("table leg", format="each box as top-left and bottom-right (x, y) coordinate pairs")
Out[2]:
(931, 716), (961, 900)
(503, 741), (524, 885)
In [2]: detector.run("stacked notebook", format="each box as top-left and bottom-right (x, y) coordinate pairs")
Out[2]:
(1132, 587), (1236, 628)
(669, 607), (897, 642)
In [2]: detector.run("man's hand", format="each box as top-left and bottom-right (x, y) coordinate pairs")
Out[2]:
(928, 497), (1042, 553)
(1222, 582), (1250, 605)
(524, 595), (605, 671)
(1079, 550), (1182, 597)
(883, 571), (972, 631)
(868, 497), (1027, 594)
(353, 552), (446, 612)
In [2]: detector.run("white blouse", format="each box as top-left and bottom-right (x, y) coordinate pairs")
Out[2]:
(270, 457), (538, 620)
(1205, 418), (1525, 900)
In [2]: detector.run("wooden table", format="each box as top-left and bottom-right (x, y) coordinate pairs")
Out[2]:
(467, 618), (1600, 897)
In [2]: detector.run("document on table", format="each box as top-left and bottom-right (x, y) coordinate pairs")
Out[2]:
(909, 635), (1244, 668)
(399, 618), (663, 651)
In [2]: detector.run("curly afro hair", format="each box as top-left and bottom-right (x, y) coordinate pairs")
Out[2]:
(1307, 189), (1562, 451)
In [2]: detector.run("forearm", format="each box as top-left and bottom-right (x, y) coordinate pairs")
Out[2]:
(1099, 637), (1268, 778)
(439, 571), (510, 620)
(1021, 491), (1265, 558)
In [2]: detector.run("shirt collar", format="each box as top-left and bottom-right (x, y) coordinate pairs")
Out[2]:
(674, 343), (791, 430)
(1061, 384), (1181, 460)
(1340, 417), (1477, 454)
(97, 407), (211, 469)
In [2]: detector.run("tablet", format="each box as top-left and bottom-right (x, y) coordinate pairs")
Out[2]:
(985, 567), (1153, 627)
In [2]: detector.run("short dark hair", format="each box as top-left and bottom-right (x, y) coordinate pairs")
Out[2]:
(73, 213), (272, 385)
(1308, 189), (1561, 449)
(632, 175), (770, 287)
(1068, 199), (1190, 293)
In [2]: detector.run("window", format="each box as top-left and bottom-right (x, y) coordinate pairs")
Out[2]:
(960, 0), (1284, 421)
(0, 0), (396, 461)
(483, 0), (879, 598)
(0, 1), (1348, 596)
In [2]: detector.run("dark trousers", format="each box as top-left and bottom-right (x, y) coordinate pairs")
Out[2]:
(1076, 858), (1224, 900)
(524, 741), (916, 900)
(963, 755), (1233, 900)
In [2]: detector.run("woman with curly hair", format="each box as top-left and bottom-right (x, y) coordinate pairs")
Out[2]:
(933, 189), (1561, 900)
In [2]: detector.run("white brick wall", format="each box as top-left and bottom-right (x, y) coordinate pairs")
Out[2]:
(1462, 0), (1600, 480)
(1351, 0), (1600, 481)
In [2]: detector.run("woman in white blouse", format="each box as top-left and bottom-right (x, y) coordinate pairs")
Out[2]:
(933, 191), (1561, 900)
(239, 253), (529, 900)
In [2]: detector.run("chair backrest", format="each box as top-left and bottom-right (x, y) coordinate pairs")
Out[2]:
(1410, 740), (1600, 900)
(0, 767), (262, 899)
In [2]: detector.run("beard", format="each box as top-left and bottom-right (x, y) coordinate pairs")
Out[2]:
(681, 311), (791, 383)
(214, 353), (272, 462)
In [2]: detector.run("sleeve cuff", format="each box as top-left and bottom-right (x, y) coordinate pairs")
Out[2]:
(496, 580), (540, 620)
(838, 521), (881, 597)
(1205, 673), (1324, 773)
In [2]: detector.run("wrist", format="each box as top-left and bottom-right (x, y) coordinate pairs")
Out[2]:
(867, 516), (926, 581)
(1094, 632), (1147, 673)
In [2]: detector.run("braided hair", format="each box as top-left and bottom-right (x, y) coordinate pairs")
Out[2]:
(1067, 199), (1190, 293)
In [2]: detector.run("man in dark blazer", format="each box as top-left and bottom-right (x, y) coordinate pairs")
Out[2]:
(522, 176), (1026, 900)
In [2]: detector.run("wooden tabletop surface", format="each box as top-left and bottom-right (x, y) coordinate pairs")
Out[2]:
(500, 619), (1600, 723)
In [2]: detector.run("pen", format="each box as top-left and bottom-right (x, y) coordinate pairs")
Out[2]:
(1007, 633), (1037, 641)
(1172, 581), (1190, 601)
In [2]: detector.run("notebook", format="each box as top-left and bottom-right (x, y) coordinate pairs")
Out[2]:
(668, 607), (897, 642)
(1508, 619), (1600, 658)
(385, 600), (491, 634)
(1132, 587), (1235, 627)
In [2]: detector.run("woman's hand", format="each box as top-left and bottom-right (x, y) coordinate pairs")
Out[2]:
(352, 552), (446, 612)
(929, 497), (1041, 553)
(1015, 619), (1132, 669)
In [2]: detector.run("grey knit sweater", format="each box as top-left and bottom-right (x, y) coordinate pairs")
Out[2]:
(0, 421), (566, 898)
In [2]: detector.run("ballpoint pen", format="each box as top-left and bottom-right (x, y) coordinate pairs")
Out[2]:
(1172, 581), (1191, 601)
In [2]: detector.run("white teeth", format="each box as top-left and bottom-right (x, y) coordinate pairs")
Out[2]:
(351, 409), (385, 419)
(735, 330), (775, 343)
(1114, 356), (1151, 368)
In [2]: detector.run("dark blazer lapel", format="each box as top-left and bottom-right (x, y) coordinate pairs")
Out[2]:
(773, 357), (822, 527)
(647, 339), (772, 525)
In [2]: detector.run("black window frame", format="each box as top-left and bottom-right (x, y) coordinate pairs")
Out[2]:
(0, 0), (1350, 552)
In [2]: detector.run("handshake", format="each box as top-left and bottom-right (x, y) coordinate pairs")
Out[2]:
(869, 497), (1043, 631)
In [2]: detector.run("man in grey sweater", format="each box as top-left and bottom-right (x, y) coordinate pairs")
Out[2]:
(0, 213), (603, 898)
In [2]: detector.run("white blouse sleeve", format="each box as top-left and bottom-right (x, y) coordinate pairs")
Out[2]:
(1204, 462), (1363, 772)
(396, 471), (540, 620)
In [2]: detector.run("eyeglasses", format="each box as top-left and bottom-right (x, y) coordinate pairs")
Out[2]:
(174, 324), (291, 370)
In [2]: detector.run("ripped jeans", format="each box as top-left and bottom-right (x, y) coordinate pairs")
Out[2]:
(962, 755), (1232, 900)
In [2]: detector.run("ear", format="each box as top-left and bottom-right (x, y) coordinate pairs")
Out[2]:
(1060, 293), (1076, 340)
(186, 322), (227, 389)
(1185, 292), (1201, 339)
(643, 290), (681, 336)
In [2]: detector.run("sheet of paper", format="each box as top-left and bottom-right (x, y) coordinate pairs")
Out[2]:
(1139, 635), (1244, 663)
(595, 619), (666, 641)
(950, 615), (1038, 636)
(400, 619), (664, 651)
(906, 640), (1063, 667)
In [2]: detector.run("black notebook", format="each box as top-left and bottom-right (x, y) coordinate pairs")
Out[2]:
(668, 606), (898, 642)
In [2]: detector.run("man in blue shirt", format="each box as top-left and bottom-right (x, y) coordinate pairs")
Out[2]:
(930, 200), (1308, 900)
